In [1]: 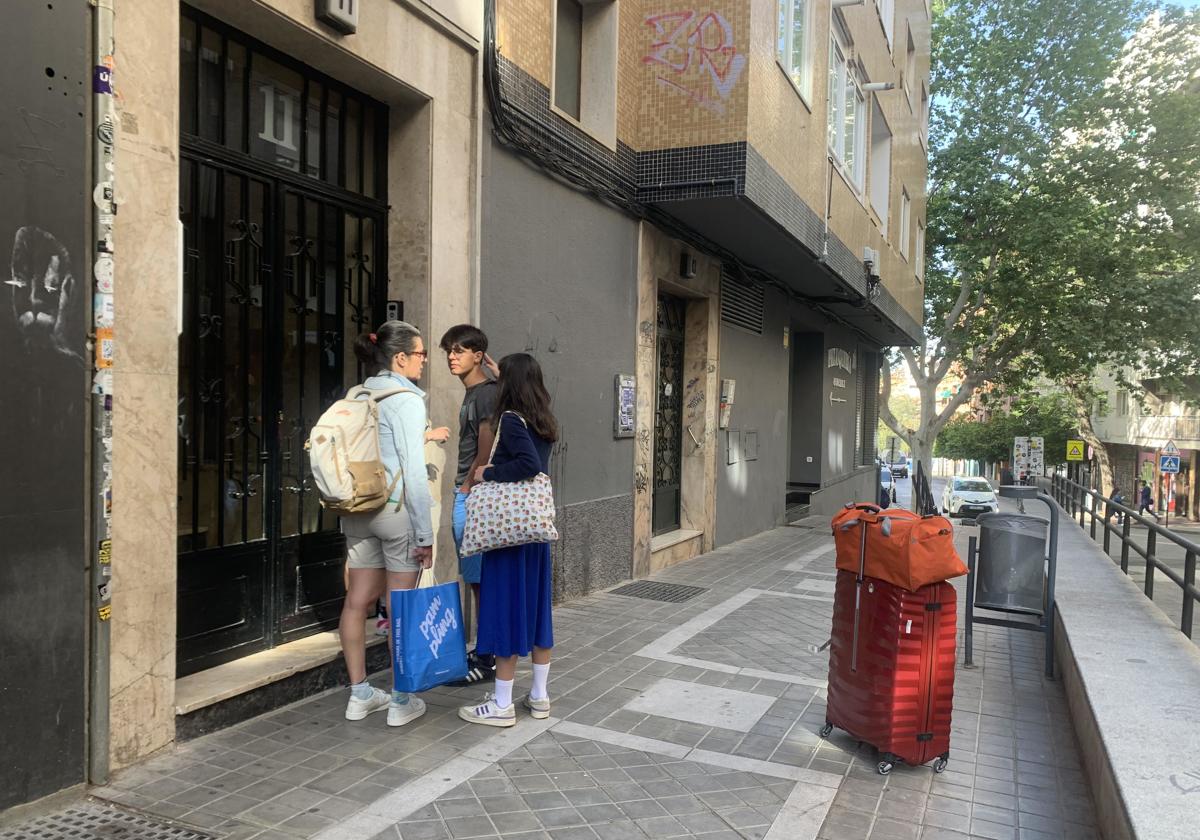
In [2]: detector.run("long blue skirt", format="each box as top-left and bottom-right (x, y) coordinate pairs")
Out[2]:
(476, 541), (554, 658)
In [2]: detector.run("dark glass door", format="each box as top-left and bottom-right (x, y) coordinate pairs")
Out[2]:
(176, 8), (387, 676)
(653, 294), (686, 535)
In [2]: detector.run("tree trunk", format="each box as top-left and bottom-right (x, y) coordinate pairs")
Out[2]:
(1066, 381), (1114, 497)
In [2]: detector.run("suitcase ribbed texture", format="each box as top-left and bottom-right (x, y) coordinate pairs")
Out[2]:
(826, 568), (956, 769)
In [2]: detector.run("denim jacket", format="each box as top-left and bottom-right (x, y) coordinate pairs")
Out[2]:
(359, 371), (434, 546)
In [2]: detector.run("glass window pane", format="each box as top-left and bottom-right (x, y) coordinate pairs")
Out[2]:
(791, 0), (807, 89)
(344, 97), (361, 193)
(225, 40), (247, 151)
(777, 1), (788, 61)
(249, 54), (303, 172)
(305, 81), (323, 179)
(198, 27), (222, 142)
(180, 17), (197, 136)
(827, 42), (839, 151)
(361, 105), (376, 198)
(324, 89), (341, 188)
(554, 0), (582, 119)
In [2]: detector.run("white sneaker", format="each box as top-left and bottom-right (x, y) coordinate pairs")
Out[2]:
(345, 687), (391, 721)
(458, 693), (516, 727)
(387, 696), (427, 727)
(522, 694), (551, 720)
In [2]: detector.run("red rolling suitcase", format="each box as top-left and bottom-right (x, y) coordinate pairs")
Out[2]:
(821, 505), (959, 775)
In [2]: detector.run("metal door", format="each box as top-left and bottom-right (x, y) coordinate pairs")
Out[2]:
(176, 8), (387, 675)
(653, 294), (686, 535)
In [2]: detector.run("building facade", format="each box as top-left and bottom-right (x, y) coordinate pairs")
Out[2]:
(3, 0), (929, 814)
(484, 0), (928, 581)
(1092, 370), (1199, 520)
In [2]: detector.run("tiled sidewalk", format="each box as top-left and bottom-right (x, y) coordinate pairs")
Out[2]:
(79, 523), (1098, 840)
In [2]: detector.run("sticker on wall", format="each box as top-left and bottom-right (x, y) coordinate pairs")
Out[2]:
(97, 605), (112, 621)
(92, 369), (113, 395)
(93, 181), (114, 213)
(97, 581), (111, 603)
(98, 539), (112, 566)
(93, 64), (114, 95)
(95, 327), (114, 369)
(94, 293), (114, 328)
(95, 255), (114, 292)
(96, 114), (115, 147)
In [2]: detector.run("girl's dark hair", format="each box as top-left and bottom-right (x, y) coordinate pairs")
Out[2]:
(353, 320), (422, 373)
(494, 353), (558, 442)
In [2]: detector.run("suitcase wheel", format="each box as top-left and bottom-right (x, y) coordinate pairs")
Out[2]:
(933, 754), (949, 774)
(818, 722), (833, 738)
(876, 759), (894, 776)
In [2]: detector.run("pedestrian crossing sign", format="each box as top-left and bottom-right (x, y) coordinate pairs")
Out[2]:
(1160, 455), (1181, 474)
(1066, 440), (1085, 461)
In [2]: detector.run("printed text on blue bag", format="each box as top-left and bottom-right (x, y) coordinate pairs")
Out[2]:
(419, 595), (459, 658)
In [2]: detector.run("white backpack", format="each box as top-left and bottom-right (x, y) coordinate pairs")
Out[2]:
(306, 386), (415, 514)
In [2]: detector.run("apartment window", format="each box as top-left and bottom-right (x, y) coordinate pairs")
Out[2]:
(920, 84), (929, 143)
(904, 27), (917, 111)
(554, 0), (583, 119)
(551, 0), (618, 146)
(777, 0), (812, 100)
(869, 99), (892, 232)
(828, 28), (865, 188)
(899, 188), (911, 261)
(915, 222), (925, 280)
(875, 0), (895, 48)
(1118, 390), (1130, 416)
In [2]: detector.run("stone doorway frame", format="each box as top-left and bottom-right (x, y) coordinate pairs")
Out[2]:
(632, 224), (720, 577)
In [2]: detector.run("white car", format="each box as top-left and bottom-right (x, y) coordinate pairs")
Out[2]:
(942, 476), (999, 517)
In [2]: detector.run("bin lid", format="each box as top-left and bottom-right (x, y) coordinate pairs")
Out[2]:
(976, 512), (1048, 534)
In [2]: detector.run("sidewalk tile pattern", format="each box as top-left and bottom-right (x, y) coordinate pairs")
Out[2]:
(70, 524), (1098, 840)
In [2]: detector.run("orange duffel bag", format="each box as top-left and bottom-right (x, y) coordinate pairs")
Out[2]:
(831, 503), (967, 592)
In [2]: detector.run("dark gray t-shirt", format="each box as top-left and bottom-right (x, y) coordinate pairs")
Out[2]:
(456, 380), (499, 486)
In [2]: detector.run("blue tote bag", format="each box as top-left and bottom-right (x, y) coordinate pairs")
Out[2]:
(390, 570), (468, 693)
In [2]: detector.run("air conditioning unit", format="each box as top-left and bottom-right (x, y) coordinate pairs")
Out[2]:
(316, 0), (358, 34)
(863, 246), (880, 268)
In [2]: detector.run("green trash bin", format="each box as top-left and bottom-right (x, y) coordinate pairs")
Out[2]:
(975, 513), (1047, 615)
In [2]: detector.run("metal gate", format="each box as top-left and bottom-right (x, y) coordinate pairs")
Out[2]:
(653, 294), (686, 535)
(176, 8), (387, 675)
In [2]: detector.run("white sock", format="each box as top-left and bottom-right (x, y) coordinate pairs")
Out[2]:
(494, 678), (514, 709)
(531, 663), (550, 700)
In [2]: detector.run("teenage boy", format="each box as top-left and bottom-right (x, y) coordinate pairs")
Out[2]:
(440, 324), (499, 686)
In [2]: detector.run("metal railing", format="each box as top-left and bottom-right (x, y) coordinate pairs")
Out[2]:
(913, 460), (939, 516)
(1044, 474), (1199, 639)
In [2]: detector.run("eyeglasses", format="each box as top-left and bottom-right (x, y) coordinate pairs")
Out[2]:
(405, 350), (428, 359)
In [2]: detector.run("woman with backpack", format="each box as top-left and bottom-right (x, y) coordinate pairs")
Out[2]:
(459, 353), (558, 727)
(338, 320), (435, 727)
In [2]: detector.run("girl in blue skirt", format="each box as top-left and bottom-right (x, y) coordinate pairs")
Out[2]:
(458, 353), (557, 727)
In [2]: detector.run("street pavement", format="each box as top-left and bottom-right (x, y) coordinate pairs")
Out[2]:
(21, 512), (1097, 840)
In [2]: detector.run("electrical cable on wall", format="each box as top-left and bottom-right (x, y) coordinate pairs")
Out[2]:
(481, 0), (889, 346)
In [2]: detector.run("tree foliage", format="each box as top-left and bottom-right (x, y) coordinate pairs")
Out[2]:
(883, 0), (1200, 498)
(934, 395), (1077, 468)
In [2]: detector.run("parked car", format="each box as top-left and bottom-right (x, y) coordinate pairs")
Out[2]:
(889, 453), (909, 478)
(880, 467), (897, 505)
(941, 476), (999, 517)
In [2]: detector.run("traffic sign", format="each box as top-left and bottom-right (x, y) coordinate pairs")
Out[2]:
(1163, 440), (1180, 457)
(1160, 455), (1181, 474)
(1066, 439), (1085, 461)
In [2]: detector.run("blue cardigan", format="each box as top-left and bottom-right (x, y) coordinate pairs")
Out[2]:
(482, 413), (553, 481)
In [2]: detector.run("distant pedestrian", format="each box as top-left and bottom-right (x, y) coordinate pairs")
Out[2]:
(459, 353), (557, 728)
(1139, 481), (1160, 521)
(1001, 466), (1014, 486)
(1106, 486), (1125, 526)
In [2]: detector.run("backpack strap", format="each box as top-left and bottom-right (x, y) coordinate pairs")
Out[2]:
(346, 384), (421, 509)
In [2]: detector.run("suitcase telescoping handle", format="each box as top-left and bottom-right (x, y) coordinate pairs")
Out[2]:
(851, 513), (868, 672)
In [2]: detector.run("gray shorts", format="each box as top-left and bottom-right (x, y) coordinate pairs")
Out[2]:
(343, 505), (421, 573)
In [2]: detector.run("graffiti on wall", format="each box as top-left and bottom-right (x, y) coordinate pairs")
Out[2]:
(643, 10), (746, 115)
